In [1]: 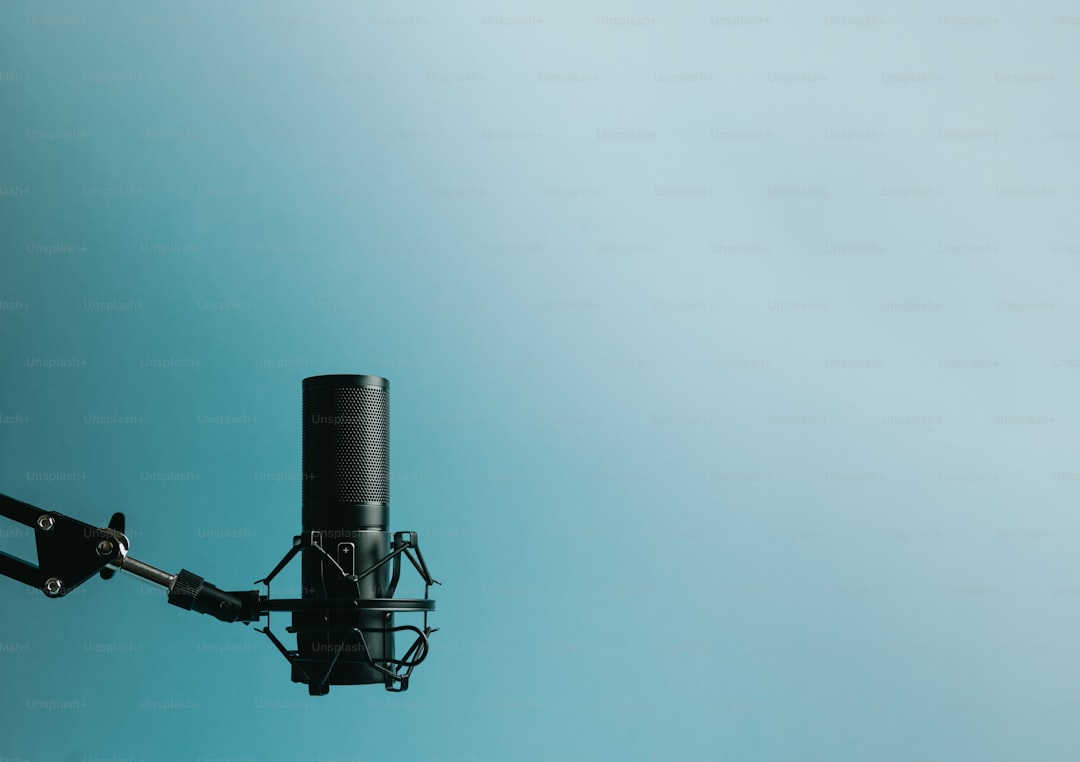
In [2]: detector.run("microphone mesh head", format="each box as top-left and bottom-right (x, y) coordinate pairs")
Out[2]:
(303, 375), (388, 506)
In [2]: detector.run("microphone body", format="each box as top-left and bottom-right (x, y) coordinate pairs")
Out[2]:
(296, 374), (392, 689)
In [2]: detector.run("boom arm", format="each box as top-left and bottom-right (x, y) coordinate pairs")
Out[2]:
(0, 491), (260, 622)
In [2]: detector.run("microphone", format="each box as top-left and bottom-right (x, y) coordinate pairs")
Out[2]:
(255, 373), (439, 695)
(286, 374), (435, 694)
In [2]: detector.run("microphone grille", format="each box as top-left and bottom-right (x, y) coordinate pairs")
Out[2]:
(303, 376), (389, 505)
(332, 385), (388, 503)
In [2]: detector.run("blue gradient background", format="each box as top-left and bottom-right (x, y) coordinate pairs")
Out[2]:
(2, 2), (1080, 760)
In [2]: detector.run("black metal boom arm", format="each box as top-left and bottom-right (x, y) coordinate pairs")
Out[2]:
(0, 491), (260, 622)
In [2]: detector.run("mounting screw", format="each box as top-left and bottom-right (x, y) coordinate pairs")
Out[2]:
(96, 540), (115, 557)
(44, 578), (64, 596)
(37, 515), (55, 531)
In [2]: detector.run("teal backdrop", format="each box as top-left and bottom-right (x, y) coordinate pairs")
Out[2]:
(2, 2), (1080, 760)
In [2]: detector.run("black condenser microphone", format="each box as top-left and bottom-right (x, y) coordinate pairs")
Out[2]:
(296, 375), (395, 690)
(255, 373), (437, 695)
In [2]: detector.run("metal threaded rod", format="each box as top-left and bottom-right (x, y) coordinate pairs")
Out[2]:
(119, 556), (177, 590)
